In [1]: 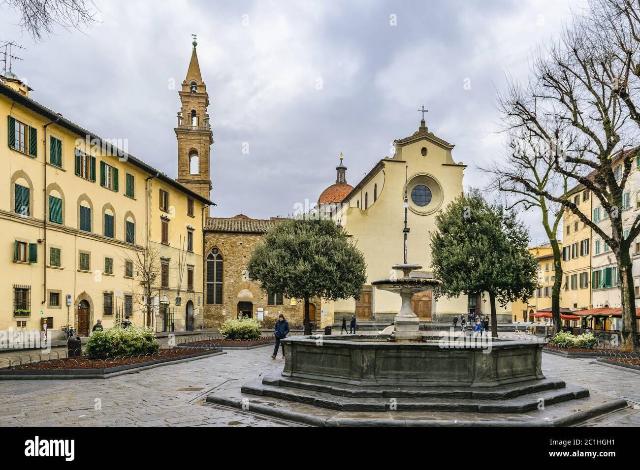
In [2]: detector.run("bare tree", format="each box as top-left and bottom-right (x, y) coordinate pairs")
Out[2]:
(4, 0), (96, 39)
(501, 12), (640, 350)
(485, 83), (580, 333)
(129, 247), (161, 330)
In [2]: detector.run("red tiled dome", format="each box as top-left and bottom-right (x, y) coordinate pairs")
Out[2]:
(319, 183), (353, 205)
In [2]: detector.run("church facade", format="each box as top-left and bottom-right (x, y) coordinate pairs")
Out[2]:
(319, 118), (513, 325)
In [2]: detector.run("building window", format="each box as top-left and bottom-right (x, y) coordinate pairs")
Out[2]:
(191, 110), (198, 127)
(159, 189), (170, 212)
(50, 136), (63, 168)
(126, 219), (136, 244)
(103, 292), (114, 316)
(125, 173), (135, 198)
(80, 205), (92, 232)
(187, 265), (194, 292)
(161, 218), (169, 245)
(187, 198), (195, 217)
(583, 190), (590, 202)
(14, 184), (30, 216)
(124, 294), (133, 317)
(411, 185), (432, 207)
(190, 81), (198, 93)
(104, 257), (114, 275)
(161, 260), (170, 289)
(365, 193), (369, 210)
(374, 184), (378, 203)
(14, 241), (28, 263)
(104, 211), (115, 238)
(593, 207), (601, 223)
(49, 195), (63, 224)
(125, 260), (134, 278)
(74, 150), (96, 181)
(268, 292), (284, 306)
(189, 151), (200, 175)
(595, 240), (601, 255)
(14, 286), (31, 316)
(623, 192), (631, 210)
(187, 229), (194, 252)
(8, 117), (37, 157)
(100, 161), (119, 192)
(579, 272), (589, 289)
(50, 247), (62, 268)
(49, 291), (61, 308)
(206, 249), (223, 305)
(571, 274), (578, 290)
(79, 252), (91, 272)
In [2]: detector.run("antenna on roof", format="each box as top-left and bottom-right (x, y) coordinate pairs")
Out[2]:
(0, 41), (25, 77)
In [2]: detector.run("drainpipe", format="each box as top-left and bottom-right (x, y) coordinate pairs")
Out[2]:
(145, 172), (160, 329)
(41, 114), (62, 309)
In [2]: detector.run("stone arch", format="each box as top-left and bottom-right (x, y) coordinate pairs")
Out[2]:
(189, 148), (200, 175)
(101, 203), (116, 238)
(11, 170), (34, 217)
(75, 292), (94, 337)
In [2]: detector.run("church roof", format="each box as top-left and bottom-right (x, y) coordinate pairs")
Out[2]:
(395, 119), (455, 150)
(205, 215), (287, 234)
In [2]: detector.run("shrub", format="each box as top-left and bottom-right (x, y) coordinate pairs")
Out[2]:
(549, 332), (598, 350)
(219, 318), (262, 341)
(86, 327), (159, 359)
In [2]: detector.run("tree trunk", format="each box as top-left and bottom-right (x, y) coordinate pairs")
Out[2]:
(550, 239), (563, 335)
(617, 248), (639, 352)
(303, 297), (312, 336)
(489, 292), (498, 339)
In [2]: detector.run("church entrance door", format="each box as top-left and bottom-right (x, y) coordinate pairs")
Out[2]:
(412, 291), (433, 321)
(356, 287), (373, 321)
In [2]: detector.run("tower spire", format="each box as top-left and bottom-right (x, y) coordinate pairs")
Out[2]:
(336, 153), (348, 185)
(185, 34), (203, 84)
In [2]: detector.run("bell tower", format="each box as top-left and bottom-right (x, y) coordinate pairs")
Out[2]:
(176, 35), (213, 200)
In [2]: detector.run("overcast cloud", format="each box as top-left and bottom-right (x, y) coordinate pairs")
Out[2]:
(1, 0), (589, 244)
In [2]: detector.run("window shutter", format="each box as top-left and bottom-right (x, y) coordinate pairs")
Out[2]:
(13, 241), (19, 262)
(15, 185), (29, 215)
(113, 167), (119, 192)
(8, 116), (15, 149)
(28, 126), (37, 157)
(90, 156), (96, 182)
(29, 243), (38, 264)
(75, 150), (81, 176)
(126, 174), (134, 197)
(100, 161), (106, 187)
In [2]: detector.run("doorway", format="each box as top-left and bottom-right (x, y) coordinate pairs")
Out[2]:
(186, 301), (195, 332)
(77, 300), (90, 337)
(356, 287), (373, 321)
(412, 291), (433, 321)
(238, 302), (254, 319)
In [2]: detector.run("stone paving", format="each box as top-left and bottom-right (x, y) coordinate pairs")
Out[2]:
(0, 344), (639, 427)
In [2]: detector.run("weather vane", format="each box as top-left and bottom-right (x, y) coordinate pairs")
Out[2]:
(192, 34), (198, 47)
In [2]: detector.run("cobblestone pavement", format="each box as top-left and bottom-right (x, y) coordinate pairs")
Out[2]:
(0, 344), (639, 427)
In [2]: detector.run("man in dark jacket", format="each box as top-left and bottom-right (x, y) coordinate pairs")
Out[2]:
(92, 320), (104, 333)
(350, 315), (357, 335)
(272, 315), (290, 360)
(341, 317), (348, 335)
(483, 317), (490, 333)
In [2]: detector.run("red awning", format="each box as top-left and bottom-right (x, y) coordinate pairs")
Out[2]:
(533, 312), (581, 321)
(573, 308), (640, 318)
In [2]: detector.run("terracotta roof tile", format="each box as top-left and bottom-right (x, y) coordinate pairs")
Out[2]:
(205, 215), (287, 234)
(318, 183), (354, 205)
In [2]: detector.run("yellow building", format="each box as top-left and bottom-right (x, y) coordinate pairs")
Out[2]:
(512, 244), (559, 322)
(320, 118), (512, 325)
(561, 186), (593, 311)
(0, 43), (212, 338)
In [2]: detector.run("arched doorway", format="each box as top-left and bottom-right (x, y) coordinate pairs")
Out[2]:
(77, 300), (91, 337)
(238, 302), (253, 319)
(185, 301), (195, 332)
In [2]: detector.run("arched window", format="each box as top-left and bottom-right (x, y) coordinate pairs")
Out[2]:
(190, 81), (198, 93)
(125, 214), (136, 245)
(11, 172), (33, 217)
(103, 207), (115, 239)
(189, 151), (200, 175)
(374, 184), (378, 203)
(191, 110), (198, 127)
(48, 189), (64, 225)
(78, 196), (93, 233)
(365, 193), (369, 210)
(206, 249), (223, 305)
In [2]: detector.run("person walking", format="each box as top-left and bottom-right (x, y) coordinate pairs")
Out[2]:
(272, 314), (290, 360)
(341, 317), (348, 335)
(483, 317), (490, 333)
(453, 316), (459, 331)
(350, 315), (357, 335)
(461, 317), (467, 332)
(92, 320), (104, 333)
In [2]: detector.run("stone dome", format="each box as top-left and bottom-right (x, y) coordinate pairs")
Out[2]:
(318, 154), (353, 205)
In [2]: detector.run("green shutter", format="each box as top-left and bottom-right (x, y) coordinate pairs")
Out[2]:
(8, 116), (15, 149)
(113, 167), (119, 192)
(15, 184), (29, 216)
(49, 196), (62, 224)
(13, 241), (19, 262)
(75, 150), (81, 176)
(604, 268), (612, 288)
(50, 137), (62, 167)
(28, 243), (38, 264)
(90, 156), (96, 182)
(28, 126), (37, 157)
(100, 161), (106, 187)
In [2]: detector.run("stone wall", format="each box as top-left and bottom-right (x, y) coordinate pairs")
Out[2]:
(203, 231), (305, 328)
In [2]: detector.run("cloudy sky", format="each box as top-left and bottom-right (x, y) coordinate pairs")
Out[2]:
(2, 0), (588, 244)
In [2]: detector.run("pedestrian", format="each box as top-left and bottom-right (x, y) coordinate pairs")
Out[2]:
(474, 320), (483, 336)
(272, 314), (290, 360)
(461, 317), (467, 332)
(341, 317), (348, 335)
(483, 317), (490, 333)
(92, 319), (104, 333)
(453, 316), (459, 330)
(121, 316), (132, 329)
(350, 315), (357, 335)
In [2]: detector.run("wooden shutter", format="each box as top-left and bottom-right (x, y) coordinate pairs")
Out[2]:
(8, 116), (15, 148)
(100, 161), (106, 187)
(49, 196), (62, 224)
(29, 243), (38, 264)
(28, 126), (37, 157)
(14, 241), (20, 262)
(90, 156), (96, 182)
(113, 167), (119, 192)
(75, 150), (81, 176)
(126, 174), (134, 197)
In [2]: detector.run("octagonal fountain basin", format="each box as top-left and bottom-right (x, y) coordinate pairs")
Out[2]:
(280, 335), (545, 389)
